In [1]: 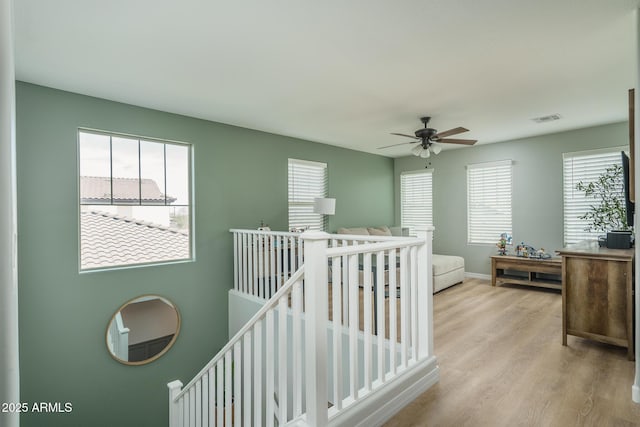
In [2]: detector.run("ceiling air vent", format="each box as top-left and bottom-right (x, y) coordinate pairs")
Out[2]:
(531, 114), (562, 123)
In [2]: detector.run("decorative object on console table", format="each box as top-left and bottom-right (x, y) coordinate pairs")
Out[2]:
(558, 241), (634, 360)
(490, 255), (562, 290)
(515, 242), (551, 259)
(495, 232), (512, 256)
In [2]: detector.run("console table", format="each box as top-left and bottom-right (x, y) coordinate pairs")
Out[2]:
(558, 241), (635, 360)
(490, 255), (562, 290)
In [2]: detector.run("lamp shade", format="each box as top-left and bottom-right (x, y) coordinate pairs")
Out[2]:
(313, 197), (336, 215)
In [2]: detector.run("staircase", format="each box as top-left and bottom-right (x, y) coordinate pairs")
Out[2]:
(167, 228), (439, 426)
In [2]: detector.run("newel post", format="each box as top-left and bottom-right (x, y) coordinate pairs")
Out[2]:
(167, 380), (183, 427)
(416, 226), (435, 359)
(301, 230), (329, 426)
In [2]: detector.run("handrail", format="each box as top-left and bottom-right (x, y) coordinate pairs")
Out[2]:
(173, 265), (305, 402)
(229, 228), (302, 237)
(326, 238), (421, 257)
(326, 233), (409, 242)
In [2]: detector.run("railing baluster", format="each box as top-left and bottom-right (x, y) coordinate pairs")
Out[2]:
(201, 374), (208, 427)
(253, 321), (262, 427)
(292, 279), (303, 417)
(189, 387), (195, 427)
(258, 234), (264, 298)
(184, 389), (190, 427)
(363, 252), (372, 392)
(242, 233), (248, 294)
(195, 379), (202, 427)
(251, 234), (260, 296)
(247, 234), (253, 297)
(275, 236), (281, 291)
(283, 236), (289, 283)
(216, 362), (223, 427)
(410, 246), (418, 362)
(376, 250), (385, 384)
(234, 342), (242, 427)
(278, 296), (288, 423)
(331, 255), (343, 410)
(269, 236), (276, 298)
(208, 367), (214, 427)
(348, 253), (359, 400)
(389, 248), (397, 376)
(224, 352), (232, 427)
(266, 310), (274, 427)
(341, 240), (348, 326)
(233, 232), (238, 291)
(243, 332), (252, 427)
(400, 247), (408, 368)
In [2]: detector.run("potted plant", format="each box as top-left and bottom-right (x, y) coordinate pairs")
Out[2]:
(576, 164), (632, 247)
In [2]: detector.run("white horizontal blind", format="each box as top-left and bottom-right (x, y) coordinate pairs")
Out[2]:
(288, 158), (328, 231)
(401, 170), (433, 236)
(563, 147), (625, 245)
(467, 160), (512, 244)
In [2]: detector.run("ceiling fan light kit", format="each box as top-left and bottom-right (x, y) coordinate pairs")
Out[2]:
(379, 115), (477, 157)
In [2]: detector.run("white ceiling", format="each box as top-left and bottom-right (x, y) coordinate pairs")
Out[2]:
(14, 0), (640, 157)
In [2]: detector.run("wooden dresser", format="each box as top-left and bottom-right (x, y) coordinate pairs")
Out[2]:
(557, 241), (634, 360)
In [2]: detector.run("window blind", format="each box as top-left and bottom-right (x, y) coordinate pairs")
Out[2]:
(467, 160), (512, 244)
(401, 170), (433, 236)
(563, 147), (625, 245)
(288, 158), (328, 231)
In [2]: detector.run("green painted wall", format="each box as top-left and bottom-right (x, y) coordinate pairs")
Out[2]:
(394, 122), (628, 275)
(15, 82), (394, 427)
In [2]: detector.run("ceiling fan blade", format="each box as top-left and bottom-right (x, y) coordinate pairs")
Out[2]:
(438, 138), (477, 145)
(390, 132), (420, 139)
(434, 127), (469, 139)
(377, 141), (419, 149)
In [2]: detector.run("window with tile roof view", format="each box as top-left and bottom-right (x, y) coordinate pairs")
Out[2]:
(78, 130), (192, 270)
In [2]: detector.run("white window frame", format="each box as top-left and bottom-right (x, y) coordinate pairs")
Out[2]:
(562, 146), (626, 245)
(467, 159), (513, 245)
(288, 158), (328, 231)
(400, 169), (433, 237)
(78, 129), (193, 271)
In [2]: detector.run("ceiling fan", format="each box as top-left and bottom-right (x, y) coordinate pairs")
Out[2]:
(378, 116), (477, 158)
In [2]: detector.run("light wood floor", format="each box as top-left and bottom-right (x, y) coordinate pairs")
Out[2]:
(384, 278), (640, 427)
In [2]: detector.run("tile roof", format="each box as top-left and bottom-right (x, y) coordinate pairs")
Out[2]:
(80, 176), (176, 204)
(80, 210), (190, 269)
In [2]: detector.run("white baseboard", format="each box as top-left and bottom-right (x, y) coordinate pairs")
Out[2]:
(328, 356), (440, 427)
(633, 384), (640, 403)
(465, 272), (491, 281)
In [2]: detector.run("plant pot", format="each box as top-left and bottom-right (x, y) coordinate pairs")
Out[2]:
(606, 230), (632, 249)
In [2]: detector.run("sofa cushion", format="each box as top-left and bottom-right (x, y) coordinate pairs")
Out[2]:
(367, 226), (392, 236)
(432, 254), (465, 276)
(337, 227), (370, 236)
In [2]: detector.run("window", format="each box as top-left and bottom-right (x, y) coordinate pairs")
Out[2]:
(563, 147), (625, 245)
(288, 158), (328, 231)
(401, 170), (433, 236)
(467, 160), (512, 244)
(78, 129), (192, 270)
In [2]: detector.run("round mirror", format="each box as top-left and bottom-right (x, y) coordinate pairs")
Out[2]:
(106, 295), (180, 365)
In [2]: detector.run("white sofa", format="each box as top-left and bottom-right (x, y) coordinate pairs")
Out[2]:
(336, 226), (464, 293)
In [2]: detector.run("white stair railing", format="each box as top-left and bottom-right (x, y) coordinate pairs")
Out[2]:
(169, 227), (435, 427)
(230, 229), (304, 299)
(169, 266), (306, 427)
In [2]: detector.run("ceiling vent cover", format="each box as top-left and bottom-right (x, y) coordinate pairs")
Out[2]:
(531, 114), (562, 123)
